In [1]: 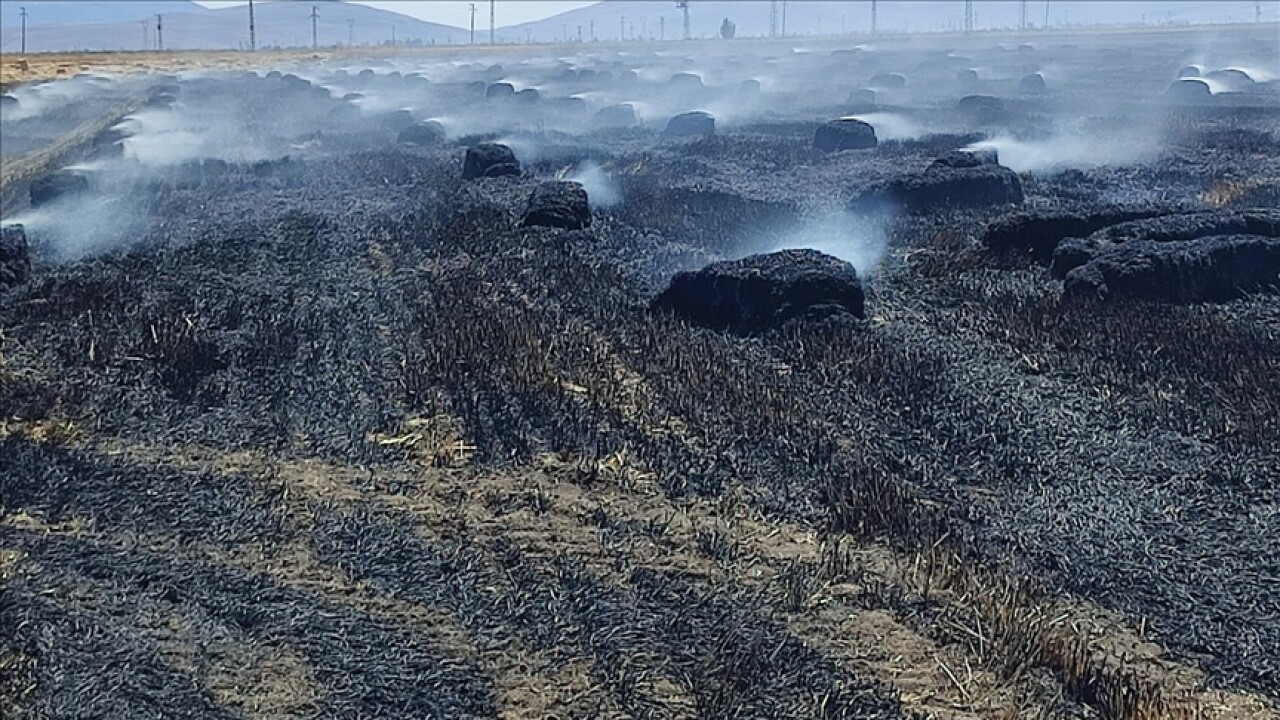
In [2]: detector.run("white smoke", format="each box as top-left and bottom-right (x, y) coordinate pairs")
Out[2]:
(844, 113), (928, 142)
(967, 130), (1158, 174)
(566, 161), (621, 207)
(770, 211), (889, 275)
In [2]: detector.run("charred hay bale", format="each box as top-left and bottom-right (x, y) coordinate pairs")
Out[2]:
(739, 79), (762, 96)
(814, 118), (878, 151)
(463, 142), (521, 180)
(1, 94), (18, 110)
(664, 111), (716, 138)
(956, 94), (1006, 123)
(670, 72), (704, 90)
(514, 88), (541, 105)
(521, 181), (591, 230)
(929, 148), (998, 170)
(854, 164), (1023, 214)
(380, 110), (416, 133)
(1166, 79), (1212, 102)
(594, 103), (638, 128)
(1, 225), (30, 291)
(1063, 235), (1280, 303)
(1177, 65), (1201, 78)
(981, 206), (1167, 262)
(398, 121), (446, 146)
(548, 96), (587, 116)
(1205, 69), (1255, 91)
(486, 82), (515, 99)
(144, 93), (177, 110)
(869, 73), (906, 89)
(651, 249), (865, 334)
(30, 170), (89, 208)
(957, 68), (980, 85)
(1018, 72), (1047, 93)
(1051, 209), (1280, 278)
(618, 69), (639, 85)
(846, 88), (877, 109)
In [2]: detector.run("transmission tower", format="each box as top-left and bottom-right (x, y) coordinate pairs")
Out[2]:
(676, 0), (690, 40)
(311, 6), (319, 48)
(490, 0), (495, 44)
(871, 0), (877, 37)
(20, 6), (28, 54)
(469, 3), (476, 44)
(248, 0), (256, 51)
(963, 0), (974, 33)
(141, 20), (149, 50)
(781, 0), (788, 36)
(347, 18), (354, 46)
(1020, 0), (1028, 30)
(156, 14), (164, 51)
(1043, 1), (1050, 29)
(1257, 2), (1262, 22)
(770, 0), (779, 37)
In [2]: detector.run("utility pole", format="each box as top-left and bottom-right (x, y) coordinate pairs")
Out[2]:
(142, 20), (149, 50)
(871, 0), (878, 37)
(311, 6), (319, 49)
(20, 6), (28, 54)
(562, 23), (567, 42)
(676, 0), (690, 40)
(1044, 1), (1050, 29)
(620, 16), (625, 40)
(156, 14), (164, 51)
(642, 17), (647, 39)
(469, 3), (476, 44)
(770, 0), (778, 37)
(781, 0), (787, 37)
(660, 16), (665, 40)
(577, 25), (582, 43)
(348, 18), (354, 46)
(490, 0), (495, 44)
(248, 0), (256, 51)
(391, 25), (396, 46)
(590, 19), (595, 41)
(1256, 2), (1262, 22)
(1020, 0), (1028, 30)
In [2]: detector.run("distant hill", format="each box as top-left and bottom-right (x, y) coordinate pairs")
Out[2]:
(0, 1), (208, 28)
(0, 1), (468, 52)
(499, 0), (1276, 42)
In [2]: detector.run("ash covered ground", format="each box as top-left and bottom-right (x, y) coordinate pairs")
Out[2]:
(2, 23), (1279, 720)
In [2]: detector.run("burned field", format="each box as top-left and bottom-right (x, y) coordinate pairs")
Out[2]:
(2, 24), (1279, 720)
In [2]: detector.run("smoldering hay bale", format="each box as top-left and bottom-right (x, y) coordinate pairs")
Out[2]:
(981, 206), (1169, 262)
(664, 111), (716, 138)
(846, 88), (877, 109)
(1, 225), (30, 291)
(813, 119), (878, 152)
(398, 121), (446, 147)
(595, 104), (638, 128)
(1167, 79), (1213, 102)
(956, 94), (1006, 123)
(929, 148), (999, 170)
(30, 170), (90, 209)
(1019, 73), (1047, 93)
(380, 110), (416, 133)
(521, 181), (592, 231)
(869, 73), (906, 89)
(1, 94), (18, 109)
(462, 143), (521, 180)
(1051, 209), (1280, 278)
(853, 164), (1023, 213)
(650, 249), (865, 335)
(1063, 234), (1280, 303)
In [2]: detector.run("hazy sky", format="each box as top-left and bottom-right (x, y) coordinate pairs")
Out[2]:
(196, 1), (599, 28)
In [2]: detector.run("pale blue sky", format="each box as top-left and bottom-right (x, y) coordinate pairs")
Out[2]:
(195, 1), (598, 28)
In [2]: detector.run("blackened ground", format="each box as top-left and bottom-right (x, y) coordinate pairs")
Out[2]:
(3, 36), (1280, 719)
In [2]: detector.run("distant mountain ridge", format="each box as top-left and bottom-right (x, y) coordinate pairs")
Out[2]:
(0, 1), (468, 52)
(0, 1), (208, 28)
